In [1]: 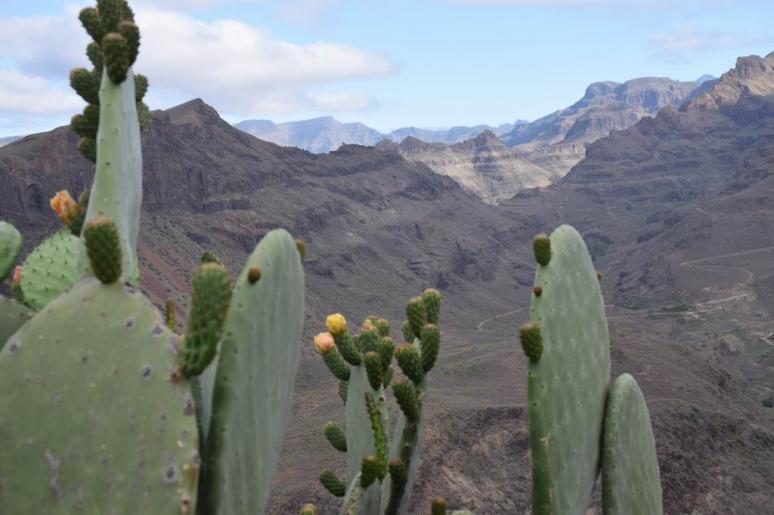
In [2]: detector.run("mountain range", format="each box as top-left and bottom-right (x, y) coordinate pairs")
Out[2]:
(0, 136), (20, 147)
(234, 117), (527, 153)
(1, 52), (773, 513)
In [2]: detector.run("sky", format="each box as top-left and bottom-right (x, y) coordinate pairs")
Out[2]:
(1, 0), (773, 136)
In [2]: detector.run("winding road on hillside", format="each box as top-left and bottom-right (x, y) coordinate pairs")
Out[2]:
(476, 245), (774, 332)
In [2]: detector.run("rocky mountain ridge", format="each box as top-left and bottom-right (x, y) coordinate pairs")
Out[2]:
(2, 52), (774, 511)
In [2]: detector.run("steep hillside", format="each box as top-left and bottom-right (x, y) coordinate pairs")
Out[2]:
(2, 85), (773, 513)
(377, 131), (560, 203)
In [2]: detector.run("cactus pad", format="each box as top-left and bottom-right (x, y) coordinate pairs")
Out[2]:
(526, 225), (610, 515)
(200, 229), (305, 515)
(602, 374), (662, 515)
(0, 278), (199, 513)
(20, 231), (81, 310)
(0, 221), (22, 281)
(0, 297), (32, 349)
(83, 65), (142, 285)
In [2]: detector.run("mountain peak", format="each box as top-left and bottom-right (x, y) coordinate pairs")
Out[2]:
(164, 98), (222, 126)
(686, 52), (774, 111)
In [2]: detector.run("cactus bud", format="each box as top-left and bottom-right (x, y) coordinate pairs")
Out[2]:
(533, 285), (543, 297)
(432, 497), (448, 515)
(102, 32), (129, 84)
(77, 136), (97, 162)
(374, 318), (390, 337)
(299, 504), (317, 515)
(389, 457), (407, 491)
(401, 320), (414, 342)
(79, 7), (104, 43)
(361, 454), (379, 488)
(597, 270), (603, 281)
(295, 239), (307, 261)
(395, 343), (422, 384)
(393, 378), (420, 422)
(364, 351), (383, 391)
(519, 321), (543, 363)
(357, 324), (379, 354)
(533, 233), (551, 266)
(420, 323), (440, 373)
(319, 469), (346, 497)
(247, 267), (262, 284)
(406, 296), (427, 339)
(11, 265), (22, 288)
(323, 421), (346, 452)
(86, 41), (103, 72)
(180, 262), (232, 377)
(69, 68), (99, 104)
(382, 365), (394, 389)
(68, 190), (90, 236)
(326, 313), (348, 336)
(201, 251), (221, 264)
(134, 74), (149, 102)
(422, 288), (442, 324)
(118, 20), (140, 65)
(83, 216), (122, 284)
(333, 330), (361, 366)
(377, 336), (395, 371)
(338, 380), (348, 403)
(321, 347), (350, 382)
(98, 0), (125, 32)
(165, 299), (176, 330)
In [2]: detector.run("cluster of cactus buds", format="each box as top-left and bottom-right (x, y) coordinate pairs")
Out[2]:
(309, 288), (444, 514)
(70, 0), (149, 161)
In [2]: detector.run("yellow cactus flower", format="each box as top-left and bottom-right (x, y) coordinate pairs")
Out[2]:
(325, 313), (348, 336)
(49, 190), (82, 225)
(11, 265), (22, 287)
(314, 332), (336, 355)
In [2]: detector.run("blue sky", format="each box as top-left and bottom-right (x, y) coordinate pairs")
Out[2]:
(1, 0), (773, 136)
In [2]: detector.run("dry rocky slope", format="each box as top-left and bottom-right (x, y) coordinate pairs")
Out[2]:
(2, 54), (774, 513)
(394, 75), (712, 204)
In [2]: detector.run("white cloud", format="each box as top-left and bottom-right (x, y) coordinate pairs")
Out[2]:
(650, 27), (739, 62)
(306, 92), (378, 111)
(0, 70), (82, 115)
(0, 4), (393, 133)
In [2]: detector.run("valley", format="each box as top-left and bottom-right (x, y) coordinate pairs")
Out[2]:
(1, 51), (774, 514)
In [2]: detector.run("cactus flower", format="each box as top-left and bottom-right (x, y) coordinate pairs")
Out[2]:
(49, 190), (82, 225)
(325, 313), (348, 336)
(314, 332), (336, 355)
(11, 265), (22, 287)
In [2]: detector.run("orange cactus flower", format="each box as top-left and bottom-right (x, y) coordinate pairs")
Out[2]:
(314, 332), (336, 355)
(49, 190), (82, 225)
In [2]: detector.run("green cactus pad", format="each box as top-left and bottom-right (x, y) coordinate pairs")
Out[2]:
(0, 297), (33, 349)
(20, 231), (81, 310)
(0, 221), (22, 281)
(0, 278), (199, 513)
(83, 216), (123, 284)
(199, 229), (305, 515)
(602, 374), (662, 515)
(527, 225), (610, 515)
(83, 65), (142, 285)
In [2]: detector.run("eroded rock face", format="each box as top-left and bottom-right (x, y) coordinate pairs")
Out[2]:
(685, 52), (774, 111)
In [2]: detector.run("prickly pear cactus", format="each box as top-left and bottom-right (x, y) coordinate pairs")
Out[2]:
(19, 231), (81, 310)
(602, 374), (662, 515)
(522, 225), (610, 515)
(312, 290), (443, 515)
(198, 229), (305, 515)
(0, 278), (200, 513)
(78, 1), (144, 285)
(0, 221), (21, 280)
